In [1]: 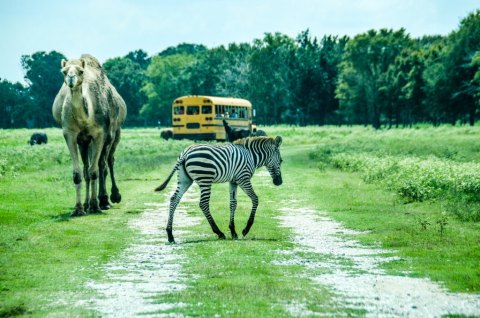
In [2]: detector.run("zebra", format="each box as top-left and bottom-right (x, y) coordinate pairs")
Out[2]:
(155, 136), (283, 243)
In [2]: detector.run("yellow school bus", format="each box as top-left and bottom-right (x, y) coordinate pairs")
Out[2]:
(172, 95), (253, 141)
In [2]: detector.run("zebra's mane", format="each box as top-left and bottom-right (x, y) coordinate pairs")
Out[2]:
(233, 136), (275, 147)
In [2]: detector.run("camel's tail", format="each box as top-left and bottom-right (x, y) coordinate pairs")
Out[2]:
(155, 156), (185, 192)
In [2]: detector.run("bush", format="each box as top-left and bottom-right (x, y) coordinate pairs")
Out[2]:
(328, 153), (480, 221)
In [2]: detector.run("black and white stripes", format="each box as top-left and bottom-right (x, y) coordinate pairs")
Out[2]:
(155, 136), (283, 243)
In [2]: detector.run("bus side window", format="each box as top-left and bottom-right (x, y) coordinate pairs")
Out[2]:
(202, 105), (212, 114)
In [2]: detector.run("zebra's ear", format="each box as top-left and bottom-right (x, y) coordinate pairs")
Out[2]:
(275, 136), (282, 147)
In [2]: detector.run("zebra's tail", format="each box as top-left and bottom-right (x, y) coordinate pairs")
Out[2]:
(155, 157), (185, 192)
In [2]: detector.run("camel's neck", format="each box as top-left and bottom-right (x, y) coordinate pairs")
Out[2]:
(68, 87), (88, 122)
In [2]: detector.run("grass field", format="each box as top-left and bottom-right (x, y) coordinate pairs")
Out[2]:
(1, 126), (479, 316)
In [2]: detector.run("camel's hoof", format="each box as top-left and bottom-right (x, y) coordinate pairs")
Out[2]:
(99, 196), (111, 210)
(88, 202), (102, 214)
(99, 195), (111, 210)
(110, 192), (121, 204)
(71, 204), (86, 217)
(100, 204), (111, 210)
(89, 207), (103, 214)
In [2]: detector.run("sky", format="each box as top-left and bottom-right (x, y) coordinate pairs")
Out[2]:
(1, 0), (478, 83)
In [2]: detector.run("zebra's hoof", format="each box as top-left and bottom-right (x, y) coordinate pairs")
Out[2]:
(218, 233), (226, 240)
(232, 233), (238, 240)
(242, 228), (249, 237)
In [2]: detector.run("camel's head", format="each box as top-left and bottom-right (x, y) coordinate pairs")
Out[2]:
(61, 59), (85, 89)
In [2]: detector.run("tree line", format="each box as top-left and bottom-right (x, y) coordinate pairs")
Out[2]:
(0, 10), (478, 129)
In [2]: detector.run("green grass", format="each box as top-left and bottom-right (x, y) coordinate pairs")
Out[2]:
(0, 128), (182, 316)
(1, 125), (479, 317)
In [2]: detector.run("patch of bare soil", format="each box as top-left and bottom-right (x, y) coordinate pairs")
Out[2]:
(80, 187), (201, 317)
(278, 204), (480, 317)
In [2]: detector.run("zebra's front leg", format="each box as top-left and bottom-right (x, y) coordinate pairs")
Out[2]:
(229, 182), (238, 240)
(239, 181), (259, 237)
(199, 186), (226, 240)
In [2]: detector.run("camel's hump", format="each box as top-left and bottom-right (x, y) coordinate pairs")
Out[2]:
(80, 54), (102, 70)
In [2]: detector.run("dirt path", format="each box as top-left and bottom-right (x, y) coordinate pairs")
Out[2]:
(80, 188), (201, 317)
(278, 203), (480, 317)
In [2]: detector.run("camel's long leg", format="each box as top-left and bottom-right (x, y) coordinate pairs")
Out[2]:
(63, 130), (84, 216)
(78, 140), (90, 211)
(98, 137), (112, 210)
(88, 133), (105, 213)
(108, 129), (121, 204)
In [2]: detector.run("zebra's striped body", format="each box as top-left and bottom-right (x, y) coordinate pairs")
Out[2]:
(156, 136), (283, 243)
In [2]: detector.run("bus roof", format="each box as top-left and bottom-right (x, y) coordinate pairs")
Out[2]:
(173, 95), (252, 107)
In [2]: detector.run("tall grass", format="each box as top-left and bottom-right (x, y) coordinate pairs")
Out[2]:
(330, 153), (480, 221)
(306, 125), (480, 222)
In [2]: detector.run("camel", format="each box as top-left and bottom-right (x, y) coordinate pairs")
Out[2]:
(52, 54), (127, 216)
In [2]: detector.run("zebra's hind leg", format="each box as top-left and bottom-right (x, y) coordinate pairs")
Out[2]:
(229, 182), (238, 239)
(239, 180), (259, 237)
(199, 185), (226, 240)
(166, 168), (192, 243)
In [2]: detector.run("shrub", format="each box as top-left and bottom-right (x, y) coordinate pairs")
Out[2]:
(328, 153), (480, 221)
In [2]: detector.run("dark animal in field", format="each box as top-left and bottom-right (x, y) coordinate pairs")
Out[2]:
(155, 136), (283, 243)
(252, 128), (267, 137)
(223, 119), (251, 142)
(52, 54), (127, 216)
(160, 129), (173, 140)
(29, 132), (48, 145)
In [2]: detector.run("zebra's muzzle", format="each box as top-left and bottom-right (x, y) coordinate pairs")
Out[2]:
(273, 175), (282, 186)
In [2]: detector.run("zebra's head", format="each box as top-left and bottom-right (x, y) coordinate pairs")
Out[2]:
(266, 136), (283, 186)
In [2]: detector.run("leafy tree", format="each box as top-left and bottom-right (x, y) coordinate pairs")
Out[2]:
(141, 53), (196, 126)
(104, 55), (148, 126)
(382, 46), (427, 127)
(215, 43), (252, 98)
(336, 29), (412, 128)
(125, 49), (151, 70)
(249, 33), (297, 125)
(444, 10), (480, 125)
(21, 51), (66, 127)
(187, 42), (253, 99)
(0, 79), (30, 128)
(293, 31), (347, 125)
(187, 46), (228, 95)
(472, 51), (480, 102)
(158, 43), (207, 57)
